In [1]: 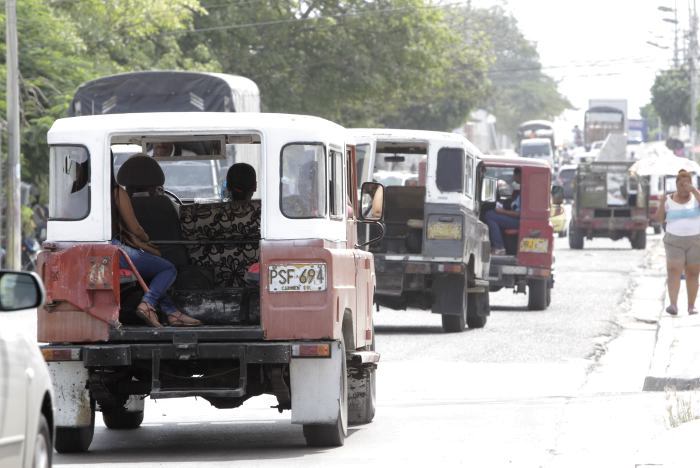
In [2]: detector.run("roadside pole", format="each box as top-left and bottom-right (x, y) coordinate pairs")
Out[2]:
(691, 0), (699, 152)
(5, 0), (20, 270)
(0, 123), (4, 269)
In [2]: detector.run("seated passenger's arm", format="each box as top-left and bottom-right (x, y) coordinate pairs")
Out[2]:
(117, 188), (150, 242)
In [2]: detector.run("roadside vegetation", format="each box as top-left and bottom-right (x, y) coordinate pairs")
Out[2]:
(0, 0), (568, 196)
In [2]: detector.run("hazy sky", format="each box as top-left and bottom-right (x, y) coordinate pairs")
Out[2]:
(472, 0), (684, 135)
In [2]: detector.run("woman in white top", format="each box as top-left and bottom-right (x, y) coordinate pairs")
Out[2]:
(657, 169), (700, 315)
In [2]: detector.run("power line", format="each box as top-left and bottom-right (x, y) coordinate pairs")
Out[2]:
(164, 0), (472, 35)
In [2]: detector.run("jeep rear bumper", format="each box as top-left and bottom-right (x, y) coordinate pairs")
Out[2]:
(488, 255), (552, 288)
(374, 254), (465, 297)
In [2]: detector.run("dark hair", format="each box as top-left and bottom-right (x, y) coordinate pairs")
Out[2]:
(677, 169), (692, 183)
(226, 163), (257, 200)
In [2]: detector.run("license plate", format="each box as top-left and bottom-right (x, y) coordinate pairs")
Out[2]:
(428, 222), (461, 240)
(268, 263), (327, 292)
(519, 238), (549, 253)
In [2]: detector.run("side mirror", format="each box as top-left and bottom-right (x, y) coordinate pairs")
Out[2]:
(551, 185), (564, 205)
(481, 177), (498, 202)
(359, 182), (384, 221)
(0, 271), (45, 312)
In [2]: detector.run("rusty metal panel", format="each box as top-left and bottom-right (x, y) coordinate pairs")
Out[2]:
(38, 244), (121, 343)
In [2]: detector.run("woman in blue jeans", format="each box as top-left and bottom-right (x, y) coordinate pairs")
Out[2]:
(112, 176), (200, 327)
(485, 168), (521, 255)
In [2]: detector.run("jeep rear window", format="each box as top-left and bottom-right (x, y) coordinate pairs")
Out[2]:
(436, 148), (464, 192)
(49, 146), (90, 220)
(281, 143), (326, 218)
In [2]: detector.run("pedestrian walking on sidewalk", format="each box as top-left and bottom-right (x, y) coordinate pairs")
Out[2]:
(657, 169), (700, 315)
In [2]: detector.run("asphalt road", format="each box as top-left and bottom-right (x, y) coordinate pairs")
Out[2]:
(43, 230), (664, 467)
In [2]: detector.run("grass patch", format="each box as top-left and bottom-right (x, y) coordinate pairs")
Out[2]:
(665, 388), (699, 428)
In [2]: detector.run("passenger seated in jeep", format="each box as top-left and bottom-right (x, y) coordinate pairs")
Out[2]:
(484, 168), (521, 255)
(112, 155), (201, 327)
(226, 163), (257, 201)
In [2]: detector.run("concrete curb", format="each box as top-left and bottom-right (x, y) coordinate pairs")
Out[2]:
(643, 239), (700, 391)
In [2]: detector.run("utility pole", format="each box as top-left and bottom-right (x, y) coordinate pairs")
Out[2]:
(688, 0), (699, 150)
(674, 0), (680, 67)
(5, 0), (21, 270)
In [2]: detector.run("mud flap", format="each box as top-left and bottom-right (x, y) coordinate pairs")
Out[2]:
(48, 362), (92, 427)
(290, 341), (343, 425)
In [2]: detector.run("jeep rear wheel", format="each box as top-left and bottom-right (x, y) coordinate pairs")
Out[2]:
(348, 327), (376, 426)
(55, 409), (95, 453)
(527, 278), (548, 311)
(303, 339), (348, 447)
(433, 274), (467, 333)
(568, 221), (584, 250)
(467, 291), (489, 329)
(630, 230), (646, 250)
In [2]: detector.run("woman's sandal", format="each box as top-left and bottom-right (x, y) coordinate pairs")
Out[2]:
(167, 310), (202, 327)
(666, 304), (678, 316)
(689, 306), (698, 316)
(136, 302), (163, 328)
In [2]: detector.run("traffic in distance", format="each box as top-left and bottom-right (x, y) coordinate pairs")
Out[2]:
(2, 59), (692, 467)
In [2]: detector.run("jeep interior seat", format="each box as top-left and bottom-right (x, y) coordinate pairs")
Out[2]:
(179, 200), (261, 287)
(116, 155), (189, 267)
(378, 186), (425, 254)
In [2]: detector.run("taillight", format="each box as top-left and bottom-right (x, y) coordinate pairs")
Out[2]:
(41, 347), (81, 361)
(291, 343), (331, 358)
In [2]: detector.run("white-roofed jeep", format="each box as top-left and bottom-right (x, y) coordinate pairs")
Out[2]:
(38, 112), (383, 450)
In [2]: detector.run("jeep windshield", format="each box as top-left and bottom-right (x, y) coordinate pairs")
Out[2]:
(521, 143), (551, 157)
(160, 160), (219, 199)
(373, 153), (424, 187)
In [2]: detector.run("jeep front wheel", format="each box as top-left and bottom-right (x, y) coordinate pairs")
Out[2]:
(103, 407), (144, 430)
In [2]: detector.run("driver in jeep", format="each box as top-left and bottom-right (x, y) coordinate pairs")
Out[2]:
(484, 168), (521, 255)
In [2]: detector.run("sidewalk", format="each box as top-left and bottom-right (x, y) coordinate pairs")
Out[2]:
(636, 236), (700, 466)
(643, 263), (700, 392)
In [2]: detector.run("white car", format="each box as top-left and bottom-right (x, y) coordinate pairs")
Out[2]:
(519, 138), (554, 169)
(0, 271), (53, 468)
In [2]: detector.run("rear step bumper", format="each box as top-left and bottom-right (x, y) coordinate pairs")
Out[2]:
(108, 325), (264, 342)
(44, 340), (379, 401)
(488, 255), (551, 285)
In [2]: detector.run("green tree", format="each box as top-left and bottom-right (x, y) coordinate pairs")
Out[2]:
(0, 0), (93, 184)
(467, 6), (571, 139)
(53, 0), (218, 72)
(640, 102), (663, 141)
(650, 67), (691, 128)
(188, 0), (488, 129)
(0, 0), (214, 192)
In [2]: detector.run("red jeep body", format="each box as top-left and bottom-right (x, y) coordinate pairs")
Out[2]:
(478, 156), (554, 310)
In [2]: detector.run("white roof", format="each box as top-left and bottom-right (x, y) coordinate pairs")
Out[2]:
(521, 138), (551, 145)
(48, 112), (344, 142)
(348, 128), (482, 155)
(208, 72), (260, 95)
(519, 119), (554, 128)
